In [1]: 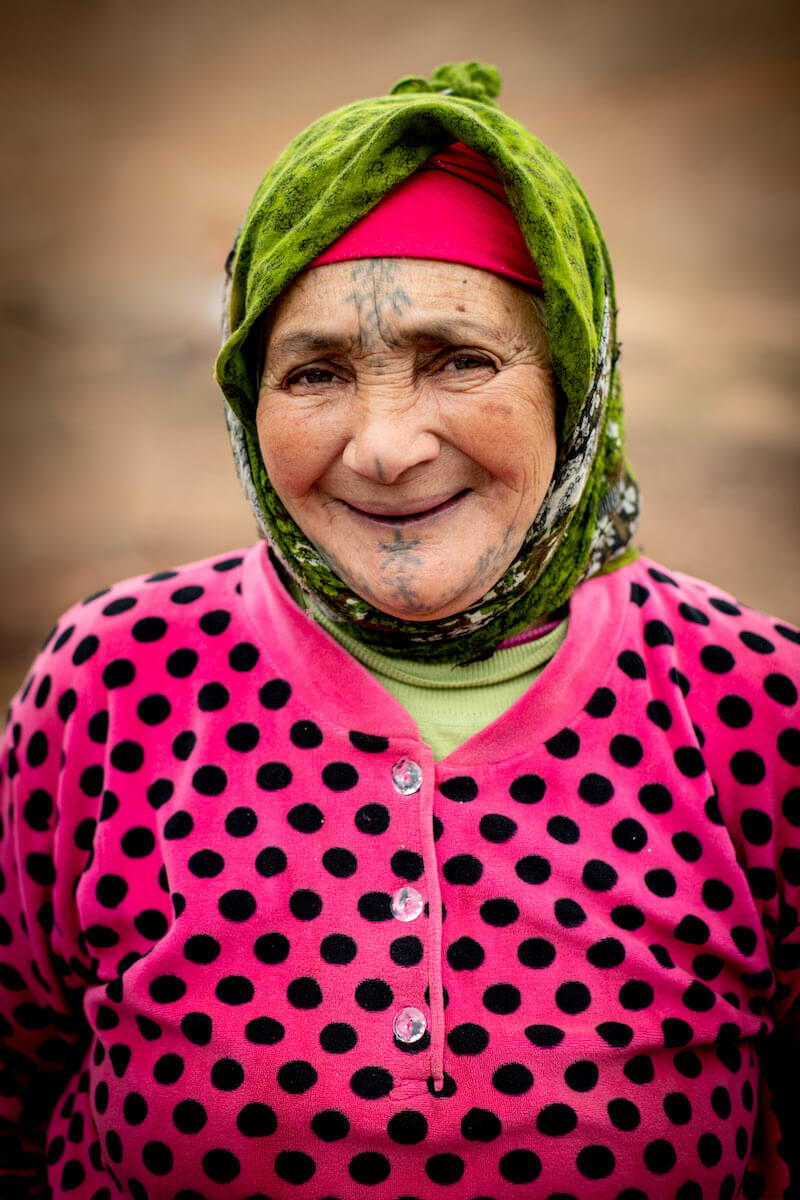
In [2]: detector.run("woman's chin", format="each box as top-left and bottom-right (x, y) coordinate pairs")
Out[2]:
(309, 502), (522, 625)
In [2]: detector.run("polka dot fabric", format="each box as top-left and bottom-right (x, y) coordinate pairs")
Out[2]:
(1, 544), (798, 1198)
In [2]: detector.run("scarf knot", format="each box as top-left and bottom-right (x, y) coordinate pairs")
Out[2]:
(390, 60), (501, 106)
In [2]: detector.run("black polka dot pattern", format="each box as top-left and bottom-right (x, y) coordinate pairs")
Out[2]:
(0, 547), (796, 1197)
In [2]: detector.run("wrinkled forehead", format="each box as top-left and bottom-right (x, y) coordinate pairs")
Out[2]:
(261, 258), (548, 371)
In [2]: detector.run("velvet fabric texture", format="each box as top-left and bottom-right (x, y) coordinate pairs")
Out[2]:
(215, 61), (640, 662)
(1, 545), (797, 1195)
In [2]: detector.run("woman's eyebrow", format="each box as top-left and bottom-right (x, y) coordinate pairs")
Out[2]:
(268, 316), (504, 361)
(398, 316), (506, 345)
(267, 329), (353, 362)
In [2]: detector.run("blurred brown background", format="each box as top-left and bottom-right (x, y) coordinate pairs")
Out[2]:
(2, 0), (798, 705)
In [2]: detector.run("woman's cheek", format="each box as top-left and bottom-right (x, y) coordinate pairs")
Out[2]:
(455, 396), (556, 491)
(258, 405), (331, 501)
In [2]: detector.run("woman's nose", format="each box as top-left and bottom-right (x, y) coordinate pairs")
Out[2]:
(341, 395), (440, 484)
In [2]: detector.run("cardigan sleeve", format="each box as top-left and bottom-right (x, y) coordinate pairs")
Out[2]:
(688, 616), (800, 1193)
(759, 730), (800, 1190)
(0, 610), (102, 1197)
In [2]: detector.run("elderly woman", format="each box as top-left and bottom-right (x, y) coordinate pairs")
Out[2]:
(1, 62), (797, 1200)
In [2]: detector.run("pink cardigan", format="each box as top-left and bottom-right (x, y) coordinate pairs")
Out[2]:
(1, 543), (798, 1198)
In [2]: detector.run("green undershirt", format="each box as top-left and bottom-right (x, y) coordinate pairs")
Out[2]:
(307, 598), (569, 760)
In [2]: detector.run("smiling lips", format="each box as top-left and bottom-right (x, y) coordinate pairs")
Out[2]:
(344, 490), (470, 525)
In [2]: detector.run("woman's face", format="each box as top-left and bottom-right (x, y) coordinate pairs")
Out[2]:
(257, 258), (557, 622)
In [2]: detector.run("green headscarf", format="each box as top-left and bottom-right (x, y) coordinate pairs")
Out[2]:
(215, 61), (639, 663)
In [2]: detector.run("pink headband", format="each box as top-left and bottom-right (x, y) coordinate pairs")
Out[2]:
(310, 142), (543, 290)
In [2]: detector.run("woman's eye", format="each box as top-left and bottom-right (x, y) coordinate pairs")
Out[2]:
(288, 367), (338, 387)
(446, 353), (493, 372)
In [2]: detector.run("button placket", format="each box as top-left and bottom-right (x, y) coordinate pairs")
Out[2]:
(390, 762), (428, 1050)
(385, 749), (443, 1086)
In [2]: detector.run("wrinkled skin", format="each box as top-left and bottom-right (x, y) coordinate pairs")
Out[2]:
(257, 258), (557, 622)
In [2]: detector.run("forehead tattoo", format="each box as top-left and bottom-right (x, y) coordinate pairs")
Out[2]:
(346, 261), (412, 350)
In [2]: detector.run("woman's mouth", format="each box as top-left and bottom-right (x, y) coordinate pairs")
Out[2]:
(343, 490), (470, 525)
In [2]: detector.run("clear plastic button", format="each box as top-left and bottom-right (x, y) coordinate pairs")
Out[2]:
(392, 758), (422, 795)
(393, 1006), (427, 1044)
(391, 885), (424, 922)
